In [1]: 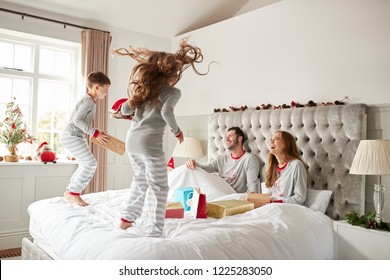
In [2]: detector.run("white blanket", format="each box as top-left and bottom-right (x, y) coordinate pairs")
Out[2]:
(167, 165), (236, 201)
(28, 189), (334, 260)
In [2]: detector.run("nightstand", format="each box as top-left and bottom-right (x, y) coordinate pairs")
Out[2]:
(333, 220), (390, 259)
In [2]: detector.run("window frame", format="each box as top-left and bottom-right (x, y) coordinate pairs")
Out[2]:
(0, 29), (81, 159)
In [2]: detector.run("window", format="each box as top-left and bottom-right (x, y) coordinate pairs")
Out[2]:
(0, 29), (81, 159)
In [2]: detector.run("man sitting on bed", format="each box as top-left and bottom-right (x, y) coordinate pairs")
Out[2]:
(186, 127), (260, 193)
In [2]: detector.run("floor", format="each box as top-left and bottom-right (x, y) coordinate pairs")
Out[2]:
(1, 256), (21, 260)
(0, 247), (22, 260)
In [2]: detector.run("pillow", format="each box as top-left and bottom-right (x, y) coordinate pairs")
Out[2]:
(167, 165), (236, 201)
(305, 188), (333, 214)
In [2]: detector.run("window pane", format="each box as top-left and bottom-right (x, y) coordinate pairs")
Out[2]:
(0, 103), (6, 123)
(37, 132), (51, 145)
(54, 109), (67, 130)
(37, 80), (54, 134)
(54, 82), (71, 129)
(0, 41), (33, 71)
(13, 79), (31, 106)
(55, 51), (72, 77)
(37, 80), (71, 130)
(14, 44), (33, 72)
(39, 47), (73, 77)
(38, 80), (53, 107)
(37, 110), (52, 130)
(39, 48), (55, 75)
(53, 132), (64, 154)
(0, 76), (31, 120)
(0, 76), (12, 103)
(0, 41), (13, 68)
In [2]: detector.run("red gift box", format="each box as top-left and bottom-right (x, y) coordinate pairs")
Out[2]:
(165, 202), (184, 218)
(190, 188), (207, 219)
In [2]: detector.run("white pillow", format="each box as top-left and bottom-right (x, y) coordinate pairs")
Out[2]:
(305, 188), (333, 214)
(167, 165), (236, 201)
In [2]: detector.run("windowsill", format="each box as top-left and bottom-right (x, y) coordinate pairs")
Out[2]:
(0, 160), (78, 166)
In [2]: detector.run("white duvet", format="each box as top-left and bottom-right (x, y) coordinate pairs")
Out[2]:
(28, 188), (334, 260)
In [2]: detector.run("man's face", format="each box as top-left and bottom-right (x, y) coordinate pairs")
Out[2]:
(226, 130), (240, 151)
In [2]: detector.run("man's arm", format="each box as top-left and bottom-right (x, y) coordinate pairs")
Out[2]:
(186, 159), (219, 173)
(246, 156), (261, 193)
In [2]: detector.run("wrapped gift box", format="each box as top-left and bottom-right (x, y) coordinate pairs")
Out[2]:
(89, 134), (125, 155)
(165, 202), (184, 218)
(174, 187), (194, 211)
(190, 188), (207, 219)
(246, 193), (271, 208)
(206, 200), (254, 219)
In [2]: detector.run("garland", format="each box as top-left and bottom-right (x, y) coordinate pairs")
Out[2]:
(213, 97), (349, 113)
(345, 211), (390, 231)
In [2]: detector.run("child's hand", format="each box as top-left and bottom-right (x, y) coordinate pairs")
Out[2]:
(96, 131), (109, 145)
(110, 111), (133, 120)
(110, 111), (124, 119)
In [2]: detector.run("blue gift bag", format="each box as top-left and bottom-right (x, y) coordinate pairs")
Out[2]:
(174, 187), (194, 211)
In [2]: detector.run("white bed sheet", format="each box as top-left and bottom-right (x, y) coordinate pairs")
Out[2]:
(28, 190), (334, 260)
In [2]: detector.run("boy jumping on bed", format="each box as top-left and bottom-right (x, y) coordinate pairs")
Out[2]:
(61, 71), (110, 206)
(112, 38), (212, 237)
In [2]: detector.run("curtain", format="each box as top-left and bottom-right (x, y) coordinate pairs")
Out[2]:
(81, 29), (112, 194)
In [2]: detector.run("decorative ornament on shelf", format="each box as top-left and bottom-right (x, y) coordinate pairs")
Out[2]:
(36, 142), (57, 164)
(0, 98), (37, 162)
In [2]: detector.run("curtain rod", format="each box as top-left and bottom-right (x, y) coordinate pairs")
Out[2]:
(0, 7), (110, 33)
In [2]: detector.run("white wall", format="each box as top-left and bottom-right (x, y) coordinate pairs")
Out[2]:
(173, 0), (390, 116)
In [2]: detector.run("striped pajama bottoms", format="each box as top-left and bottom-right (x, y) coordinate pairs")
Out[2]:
(121, 153), (169, 237)
(61, 131), (97, 194)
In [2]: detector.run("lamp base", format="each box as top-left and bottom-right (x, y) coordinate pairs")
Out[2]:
(373, 184), (385, 224)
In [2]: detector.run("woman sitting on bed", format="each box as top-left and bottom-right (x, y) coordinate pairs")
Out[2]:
(263, 130), (307, 204)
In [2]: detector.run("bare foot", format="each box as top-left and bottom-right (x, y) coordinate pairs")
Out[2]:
(65, 193), (89, 206)
(119, 220), (133, 230)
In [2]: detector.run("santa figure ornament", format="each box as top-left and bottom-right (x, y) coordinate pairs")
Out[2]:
(36, 142), (57, 164)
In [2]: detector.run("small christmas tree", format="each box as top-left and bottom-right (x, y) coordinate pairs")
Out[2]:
(0, 97), (36, 148)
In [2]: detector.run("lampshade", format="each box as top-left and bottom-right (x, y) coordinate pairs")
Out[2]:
(172, 137), (204, 158)
(350, 140), (390, 175)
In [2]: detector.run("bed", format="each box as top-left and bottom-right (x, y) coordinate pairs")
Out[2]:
(22, 103), (368, 260)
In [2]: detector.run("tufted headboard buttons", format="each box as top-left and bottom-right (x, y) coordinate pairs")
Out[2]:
(208, 104), (368, 220)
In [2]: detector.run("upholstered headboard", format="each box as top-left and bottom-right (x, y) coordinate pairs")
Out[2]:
(208, 104), (368, 220)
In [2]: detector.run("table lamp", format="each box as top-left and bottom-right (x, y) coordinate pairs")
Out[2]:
(172, 137), (204, 160)
(350, 140), (390, 224)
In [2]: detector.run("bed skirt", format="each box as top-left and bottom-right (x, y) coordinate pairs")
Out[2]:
(21, 238), (53, 260)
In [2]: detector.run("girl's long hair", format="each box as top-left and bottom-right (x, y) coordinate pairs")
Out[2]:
(113, 38), (212, 108)
(265, 131), (306, 187)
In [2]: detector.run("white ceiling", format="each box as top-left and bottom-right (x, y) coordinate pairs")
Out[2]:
(0, 0), (280, 38)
